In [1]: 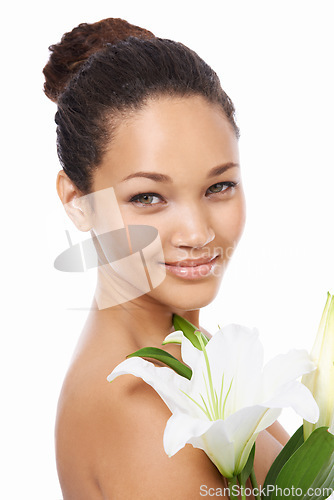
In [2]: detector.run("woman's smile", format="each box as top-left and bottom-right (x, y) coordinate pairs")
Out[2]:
(162, 255), (221, 280)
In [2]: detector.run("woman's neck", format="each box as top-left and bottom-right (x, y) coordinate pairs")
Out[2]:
(90, 267), (200, 346)
(89, 291), (200, 347)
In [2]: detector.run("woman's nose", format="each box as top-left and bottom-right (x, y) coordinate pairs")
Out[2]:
(170, 205), (215, 248)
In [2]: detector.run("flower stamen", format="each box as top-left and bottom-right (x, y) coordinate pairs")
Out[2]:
(196, 330), (220, 420)
(222, 378), (234, 419)
(180, 389), (211, 419)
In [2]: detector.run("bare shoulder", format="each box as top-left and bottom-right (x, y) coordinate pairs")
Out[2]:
(55, 347), (228, 500)
(91, 373), (229, 499)
(55, 316), (288, 499)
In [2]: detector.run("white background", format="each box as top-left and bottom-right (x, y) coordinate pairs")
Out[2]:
(1, 1), (333, 498)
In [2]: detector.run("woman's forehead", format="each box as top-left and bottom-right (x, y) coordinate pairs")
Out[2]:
(95, 95), (239, 187)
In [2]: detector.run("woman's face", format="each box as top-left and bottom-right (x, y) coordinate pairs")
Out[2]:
(91, 95), (246, 311)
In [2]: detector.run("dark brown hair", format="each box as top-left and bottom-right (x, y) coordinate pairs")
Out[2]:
(43, 18), (239, 194)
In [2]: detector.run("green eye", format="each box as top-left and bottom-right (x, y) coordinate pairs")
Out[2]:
(138, 194), (155, 204)
(207, 182), (236, 194)
(130, 193), (162, 206)
(208, 183), (226, 193)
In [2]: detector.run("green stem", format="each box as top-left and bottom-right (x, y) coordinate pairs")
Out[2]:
(237, 474), (246, 500)
(249, 468), (261, 500)
(227, 476), (239, 499)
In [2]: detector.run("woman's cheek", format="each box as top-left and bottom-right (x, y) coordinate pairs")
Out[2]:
(223, 189), (246, 242)
(211, 195), (246, 257)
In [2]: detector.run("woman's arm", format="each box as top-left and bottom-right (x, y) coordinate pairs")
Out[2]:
(266, 421), (290, 446)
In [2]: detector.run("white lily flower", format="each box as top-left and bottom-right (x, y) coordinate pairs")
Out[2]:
(302, 292), (334, 439)
(162, 330), (184, 344)
(107, 324), (319, 478)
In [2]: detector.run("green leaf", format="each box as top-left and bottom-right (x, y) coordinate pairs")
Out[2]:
(127, 347), (192, 380)
(173, 314), (209, 350)
(237, 444), (256, 486)
(269, 427), (334, 500)
(263, 425), (304, 498)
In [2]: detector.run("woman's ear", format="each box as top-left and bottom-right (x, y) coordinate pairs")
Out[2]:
(56, 170), (93, 232)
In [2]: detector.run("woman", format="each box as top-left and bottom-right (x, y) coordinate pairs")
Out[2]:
(44, 17), (289, 499)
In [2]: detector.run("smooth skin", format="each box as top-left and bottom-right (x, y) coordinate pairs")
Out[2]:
(56, 96), (289, 499)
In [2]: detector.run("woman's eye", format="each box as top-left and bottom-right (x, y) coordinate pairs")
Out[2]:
(130, 193), (162, 206)
(207, 182), (236, 194)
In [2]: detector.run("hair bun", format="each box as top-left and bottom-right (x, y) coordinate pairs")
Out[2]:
(43, 18), (155, 102)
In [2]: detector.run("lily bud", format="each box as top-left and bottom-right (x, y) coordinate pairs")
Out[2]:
(302, 292), (334, 440)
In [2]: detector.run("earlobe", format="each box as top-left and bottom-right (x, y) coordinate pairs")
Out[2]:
(56, 170), (93, 232)
(64, 195), (93, 232)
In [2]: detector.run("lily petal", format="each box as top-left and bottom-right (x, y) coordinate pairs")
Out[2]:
(262, 349), (316, 399)
(220, 405), (281, 474)
(188, 419), (236, 478)
(180, 333), (203, 374)
(164, 412), (236, 478)
(206, 325), (263, 413)
(163, 411), (213, 456)
(264, 380), (319, 424)
(107, 357), (190, 414)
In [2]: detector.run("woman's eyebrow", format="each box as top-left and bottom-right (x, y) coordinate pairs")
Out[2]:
(121, 172), (173, 182)
(121, 162), (239, 183)
(207, 162), (239, 178)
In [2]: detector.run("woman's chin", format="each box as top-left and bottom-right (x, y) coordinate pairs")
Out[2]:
(146, 275), (223, 312)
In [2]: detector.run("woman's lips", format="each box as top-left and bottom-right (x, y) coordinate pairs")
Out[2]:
(162, 255), (220, 280)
